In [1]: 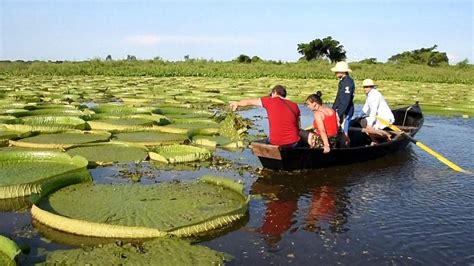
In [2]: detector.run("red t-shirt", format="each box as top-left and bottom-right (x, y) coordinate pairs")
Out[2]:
(261, 96), (301, 146)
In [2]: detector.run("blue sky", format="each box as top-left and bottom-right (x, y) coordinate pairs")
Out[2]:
(1, 0), (472, 63)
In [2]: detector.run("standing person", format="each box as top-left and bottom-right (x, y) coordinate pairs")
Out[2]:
(303, 91), (339, 153)
(359, 79), (395, 144)
(229, 85), (301, 147)
(331, 61), (355, 146)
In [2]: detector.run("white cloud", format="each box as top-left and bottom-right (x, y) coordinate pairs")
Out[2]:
(125, 34), (258, 46)
(126, 35), (160, 46)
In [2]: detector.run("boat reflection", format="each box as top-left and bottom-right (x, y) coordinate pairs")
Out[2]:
(250, 149), (417, 247)
(251, 170), (350, 246)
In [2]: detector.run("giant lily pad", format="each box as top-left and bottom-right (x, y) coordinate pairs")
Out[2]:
(0, 235), (21, 266)
(113, 131), (188, 146)
(32, 176), (248, 238)
(0, 115), (18, 124)
(17, 108), (85, 117)
(149, 144), (211, 163)
(0, 129), (31, 147)
(159, 107), (213, 116)
(0, 124), (76, 134)
(88, 113), (171, 125)
(66, 143), (148, 165)
(154, 123), (220, 135)
(192, 135), (244, 148)
(19, 116), (87, 130)
(39, 238), (228, 265)
(0, 151), (91, 199)
(9, 131), (111, 149)
(219, 112), (249, 141)
(91, 105), (161, 115)
(88, 118), (155, 131)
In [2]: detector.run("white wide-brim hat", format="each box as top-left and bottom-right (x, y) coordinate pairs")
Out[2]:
(362, 79), (375, 87)
(330, 61), (352, 72)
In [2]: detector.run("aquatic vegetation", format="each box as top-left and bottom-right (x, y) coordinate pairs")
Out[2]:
(0, 66), (471, 264)
(149, 144), (211, 163)
(87, 118), (155, 131)
(112, 131), (188, 146)
(17, 116), (87, 130)
(0, 235), (21, 266)
(38, 238), (228, 265)
(0, 151), (91, 199)
(10, 131), (111, 149)
(66, 143), (148, 165)
(32, 176), (248, 238)
(192, 135), (244, 148)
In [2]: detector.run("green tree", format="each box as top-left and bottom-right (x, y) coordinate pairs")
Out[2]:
(456, 58), (470, 68)
(251, 56), (262, 62)
(358, 58), (378, 64)
(105, 55), (113, 61)
(127, 55), (137, 61)
(236, 54), (251, 63)
(297, 36), (346, 63)
(388, 45), (448, 66)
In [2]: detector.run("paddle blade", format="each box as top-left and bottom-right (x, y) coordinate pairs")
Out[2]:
(415, 142), (467, 173)
(376, 116), (468, 173)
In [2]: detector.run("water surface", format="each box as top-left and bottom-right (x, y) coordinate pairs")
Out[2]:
(1, 108), (473, 265)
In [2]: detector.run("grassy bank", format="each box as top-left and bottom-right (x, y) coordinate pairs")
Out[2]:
(1, 60), (473, 85)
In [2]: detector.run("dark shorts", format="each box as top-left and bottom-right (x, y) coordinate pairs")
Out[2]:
(298, 129), (336, 148)
(312, 135), (337, 149)
(266, 138), (302, 148)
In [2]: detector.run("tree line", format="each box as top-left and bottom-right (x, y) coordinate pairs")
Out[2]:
(238, 36), (466, 67)
(2, 36), (469, 67)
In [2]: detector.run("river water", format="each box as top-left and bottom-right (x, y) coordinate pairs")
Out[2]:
(1, 106), (473, 265)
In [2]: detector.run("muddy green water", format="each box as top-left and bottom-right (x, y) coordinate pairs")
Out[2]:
(1, 108), (473, 265)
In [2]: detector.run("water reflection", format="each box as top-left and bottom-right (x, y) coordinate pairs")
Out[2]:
(250, 148), (419, 248)
(251, 170), (350, 247)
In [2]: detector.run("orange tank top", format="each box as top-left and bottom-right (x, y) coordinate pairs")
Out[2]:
(313, 109), (338, 137)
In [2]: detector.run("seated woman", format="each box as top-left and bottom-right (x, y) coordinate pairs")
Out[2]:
(302, 91), (339, 153)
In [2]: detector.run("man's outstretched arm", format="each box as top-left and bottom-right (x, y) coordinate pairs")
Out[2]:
(229, 98), (262, 111)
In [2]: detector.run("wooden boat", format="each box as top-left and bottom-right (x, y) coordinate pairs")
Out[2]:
(250, 103), (424, 171)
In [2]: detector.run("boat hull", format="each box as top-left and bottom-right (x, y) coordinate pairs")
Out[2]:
(250, 103), (424, 171)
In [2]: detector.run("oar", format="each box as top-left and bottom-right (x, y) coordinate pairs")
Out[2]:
(376, 115), (468, 173)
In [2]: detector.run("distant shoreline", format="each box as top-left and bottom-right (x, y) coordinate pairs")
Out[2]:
(1, 60), (473, 85)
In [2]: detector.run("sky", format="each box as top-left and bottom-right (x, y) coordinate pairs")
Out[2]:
(1, 0), (473, 63)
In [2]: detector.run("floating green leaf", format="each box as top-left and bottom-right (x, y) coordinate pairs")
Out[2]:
(0, 235), (21, 266)
(192, 135), (244, 148)
(17, 108), (85, 117)
(0, 151), (91, 199)
(91, 105), (161, 115)
(66, 143), (148, 165)
(149, 144), (211, 163)
(0, 124), (77, 134)
(10, 131), (111, 149)
(18, 116), (87, 130)
(32, 176), (248, 238)
(88, 113), (171, 125)
(113, 131), (188, 146)
(88, 118), (155, 131)
(39, 238), (228, 265)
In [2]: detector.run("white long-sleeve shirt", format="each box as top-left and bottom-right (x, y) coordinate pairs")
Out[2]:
(362, 88), (395, 129)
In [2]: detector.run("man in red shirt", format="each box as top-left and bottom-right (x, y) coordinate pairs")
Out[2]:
(229, 85), (301, 147)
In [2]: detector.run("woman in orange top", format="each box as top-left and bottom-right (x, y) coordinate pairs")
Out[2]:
(306, 91), (339, 153)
